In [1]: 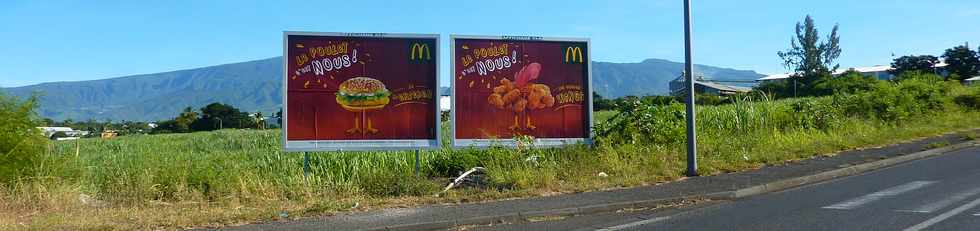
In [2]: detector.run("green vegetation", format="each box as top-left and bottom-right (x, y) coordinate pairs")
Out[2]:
(766, 14), (841, 98)
(942, 45), (980, 81)
(2, 74), (979, 229)
(153, 103), (270, 134)
(890, 55), (940, 76)
(0, 92), (46, 184)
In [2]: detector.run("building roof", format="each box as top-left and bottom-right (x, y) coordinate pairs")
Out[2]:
(758, 63), (950, 81)
(37, 127), (74, 132)
(697, 81), (752, 93)
(758, 73), (794, 81)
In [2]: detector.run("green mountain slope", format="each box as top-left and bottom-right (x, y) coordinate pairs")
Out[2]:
(3, 57), (761, 121)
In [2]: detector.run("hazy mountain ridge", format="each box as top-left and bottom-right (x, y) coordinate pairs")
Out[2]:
(592, 58), (762, 98)
(3, 57), (761, 121)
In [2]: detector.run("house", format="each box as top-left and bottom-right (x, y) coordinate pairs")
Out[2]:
(669, 75), (752, 96)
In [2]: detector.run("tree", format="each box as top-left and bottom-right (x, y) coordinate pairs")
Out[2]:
(0, 91), (46, 183)
(777, 15), (841, 96)
(174, 107), (198, 133)
(942, 45), (980, 81)
(592, 92), (615, 111)
(191, 103), (255, 131)
(274, 108), (283, 125)
(890, 55), (939, 76)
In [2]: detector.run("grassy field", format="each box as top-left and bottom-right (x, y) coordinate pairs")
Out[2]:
(3, 81), (980, 230)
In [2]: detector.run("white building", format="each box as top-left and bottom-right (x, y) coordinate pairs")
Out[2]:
(759, 63), (949, 82)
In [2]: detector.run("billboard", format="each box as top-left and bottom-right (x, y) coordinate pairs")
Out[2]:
(452, 35), (592, 147)
(282, 32), (439, 151)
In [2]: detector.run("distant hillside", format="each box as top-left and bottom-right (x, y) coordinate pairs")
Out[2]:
(593, 58), (762, 98)
(3, 58), (283, 122)
(3, 57), (761, 121)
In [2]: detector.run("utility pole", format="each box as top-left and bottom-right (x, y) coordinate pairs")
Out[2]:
(683, 0), (698, 176)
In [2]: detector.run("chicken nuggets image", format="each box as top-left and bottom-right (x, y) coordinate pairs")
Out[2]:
(485, 63), (556, 130)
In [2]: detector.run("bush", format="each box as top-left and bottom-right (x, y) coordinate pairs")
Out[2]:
(358, 174), (438, 197)
(429, 149), (482, 177)
(843, 74), (949, 122)
(954, 87), (980, 110)
(791, 97), (843, 130)
(595, 102), (686, 145)
(812, 70), (881, 95)
(0, 92), (46, 184)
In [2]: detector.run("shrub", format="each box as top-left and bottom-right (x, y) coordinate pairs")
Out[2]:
(843, 74), (948, 122)
(812, 70), (881, 95)
(358, 174), (438, 197)
(954, 87), (980, 110)
(595, 101), (686, 145)
(0, 92), (46, 184)
(790, 97), (843, 130)
(429, 149), (483, 177)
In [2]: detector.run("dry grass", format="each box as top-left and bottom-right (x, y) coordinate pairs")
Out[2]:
(3, 86), (979, 229)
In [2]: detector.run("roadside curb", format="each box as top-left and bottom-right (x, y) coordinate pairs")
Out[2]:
(706, 140), (979, 200)
(370, 196), (701, 231)
(370, 140), (979, 231)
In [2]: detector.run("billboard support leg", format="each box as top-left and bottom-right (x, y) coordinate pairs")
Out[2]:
(303, 152), (311, 183)
(414, 149), (421, 177)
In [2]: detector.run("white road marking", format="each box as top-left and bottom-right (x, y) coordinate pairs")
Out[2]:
(903, 196), (980, 231)
(896, 186), (980, 213)
(594, 216), (669, 231)
(822, 181), (937, 210)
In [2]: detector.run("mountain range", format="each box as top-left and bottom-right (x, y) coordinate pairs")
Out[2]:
(2, 57), (762, 121)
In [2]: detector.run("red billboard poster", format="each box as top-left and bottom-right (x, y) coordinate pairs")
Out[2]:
(282, 32), (439, 151)
(452, 35), (592, 147)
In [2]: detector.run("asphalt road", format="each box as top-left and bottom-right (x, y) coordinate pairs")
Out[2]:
(465, 145), (980, 231)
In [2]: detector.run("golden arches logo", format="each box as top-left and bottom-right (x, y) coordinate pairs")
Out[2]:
(565, 46), (584, 63)
(411, 43), (431, 61)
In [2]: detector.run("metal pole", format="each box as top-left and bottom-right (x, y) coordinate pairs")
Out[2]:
(414, 149), (421, 177)
(683, 0), (698, 177)
(303, 151), (310, 180)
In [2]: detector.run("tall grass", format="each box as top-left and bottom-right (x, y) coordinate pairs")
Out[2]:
(2, 80), (980, 229)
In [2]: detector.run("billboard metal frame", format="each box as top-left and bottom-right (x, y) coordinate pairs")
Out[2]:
(450, 34), (593, 148)
(282, 31), (441, 152)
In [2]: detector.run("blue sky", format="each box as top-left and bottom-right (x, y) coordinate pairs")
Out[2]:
(1, 0), (978, 87)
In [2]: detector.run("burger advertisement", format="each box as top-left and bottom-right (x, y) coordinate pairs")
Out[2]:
(453, 36), (591, 147)
(283, 32), (439, 151)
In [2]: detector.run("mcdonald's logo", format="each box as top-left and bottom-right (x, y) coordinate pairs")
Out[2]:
(410, 42), (432, 62)
(564, 46), (584, 63)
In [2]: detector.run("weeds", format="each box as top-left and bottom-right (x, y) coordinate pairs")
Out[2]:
(2, 74), (980, 229)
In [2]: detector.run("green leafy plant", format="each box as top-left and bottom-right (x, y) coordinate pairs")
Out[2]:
(0, 92), (46, 184)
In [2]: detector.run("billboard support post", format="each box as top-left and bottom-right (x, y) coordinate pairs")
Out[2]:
(303, 152), (310, 182)
(683, 0), (698, 177)
(414, 149), (421, 177)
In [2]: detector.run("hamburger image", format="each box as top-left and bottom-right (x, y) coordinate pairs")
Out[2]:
(336, 77), (391, 110)
(335, 77), (390, 135)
